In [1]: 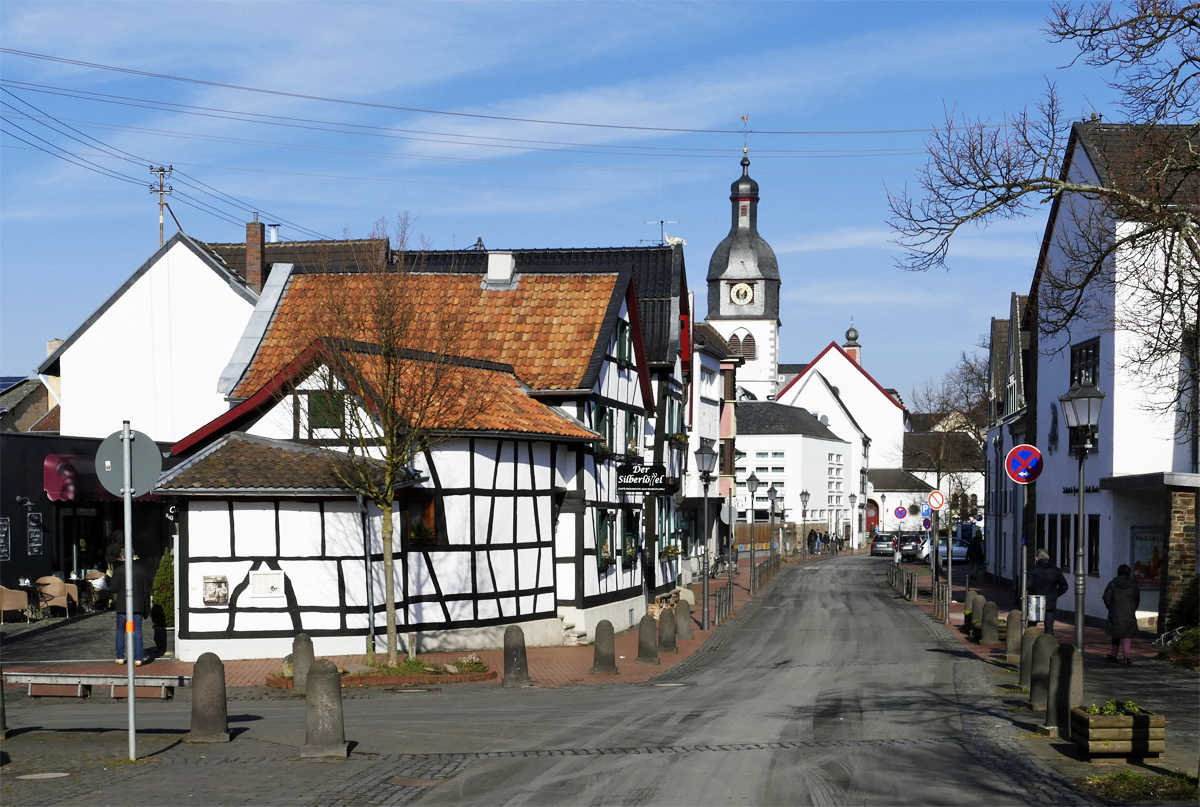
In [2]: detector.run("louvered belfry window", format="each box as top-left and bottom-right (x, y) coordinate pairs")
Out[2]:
(740, 333), (757, 360)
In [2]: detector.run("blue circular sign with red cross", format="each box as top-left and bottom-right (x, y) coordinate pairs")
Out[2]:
(894, 506), (907, 520)
(1005, 444), (1043, 485)
(923, 517), (932, 529)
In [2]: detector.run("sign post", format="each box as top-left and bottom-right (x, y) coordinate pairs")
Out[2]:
(96, 423), (161, 762)
(927, 490), (946, 585)
(1004, 444), (1042, 634)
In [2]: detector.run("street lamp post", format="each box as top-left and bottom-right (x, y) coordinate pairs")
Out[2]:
(880, 493), (887, 539)
(1059, 381), (1106, 653)
(848, 493), (857, 552)
(768, 483), (778, 566)
(695, 443), (719, 631)
(746, 473), (760, 591)
(800, 489), (810, 560)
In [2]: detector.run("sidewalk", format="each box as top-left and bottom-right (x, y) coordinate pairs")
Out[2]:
(885, 557), (1199, 781)
(3, 550), (854, 691)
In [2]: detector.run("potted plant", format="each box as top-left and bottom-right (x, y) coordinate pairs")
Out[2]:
(595, 441), (614, 460)
(625, 440), (641, 460)
(150, 549), (174, 657)
(409, 523), (436, 546)
(660, 545), (681, 561)
(597, 542), (614, 573)
(668, 431), (689, 450)
(1072, 700), (1165, 760)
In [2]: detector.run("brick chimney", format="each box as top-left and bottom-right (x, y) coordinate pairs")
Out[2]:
(246, 213), (265, 293)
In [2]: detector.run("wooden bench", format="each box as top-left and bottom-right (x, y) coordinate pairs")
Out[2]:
(2, 672), (191, 700)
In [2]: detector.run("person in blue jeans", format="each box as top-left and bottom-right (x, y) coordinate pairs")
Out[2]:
(111, 547), (152, 666)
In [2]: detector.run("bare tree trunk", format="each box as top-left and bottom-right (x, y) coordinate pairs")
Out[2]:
(382, 503), (398, 666)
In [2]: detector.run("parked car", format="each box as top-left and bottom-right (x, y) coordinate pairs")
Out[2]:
(918, 536), (969, 564)
(870, 534), (897, 556)
(898, 534), (923, 560)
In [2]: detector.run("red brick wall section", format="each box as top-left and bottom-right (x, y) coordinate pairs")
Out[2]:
(1159, 490), (1197, 633)
(246, 221), (265, 292)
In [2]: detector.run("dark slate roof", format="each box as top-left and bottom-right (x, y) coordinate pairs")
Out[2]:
(693, 322), (734, 359)
(989, 318), (1010, 401)
(868, 468), (933, 493)
(907, 413), (945, 433)
(0, 376), (28, 394)
(0, 379), (42, 415)
(1073, 122), (1199, 207)
(203, 239), (389, 280)
(156, 431), (415, 495)
(736, 401), (844, 441)
(404, 245), (685, 366)
(902, 432), (985, 473)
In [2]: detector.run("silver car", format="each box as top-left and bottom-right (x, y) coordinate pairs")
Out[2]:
(919, 536), (969, 564)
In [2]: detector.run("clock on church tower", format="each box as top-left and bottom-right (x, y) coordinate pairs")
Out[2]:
(706, 152), (781, 400)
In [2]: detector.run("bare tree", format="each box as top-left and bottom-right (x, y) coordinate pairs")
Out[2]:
(290, 216), (498, 665)
(889, 1), (1199, 435)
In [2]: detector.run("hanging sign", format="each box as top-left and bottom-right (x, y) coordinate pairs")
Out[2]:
(894, 506), (908, 520)
(927, 490), (946, 511)
(27, 512), (43, 555)
(616, 463), (668, 494)
(1004, 444), (1043, 485)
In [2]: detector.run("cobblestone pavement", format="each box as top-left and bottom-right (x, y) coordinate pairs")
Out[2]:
(3, 554), (1091, 806)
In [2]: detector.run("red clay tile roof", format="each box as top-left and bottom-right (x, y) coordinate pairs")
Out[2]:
(232, 272), (620, 399)
(350, 350), (597, 439)
(29, 404), (60, 432)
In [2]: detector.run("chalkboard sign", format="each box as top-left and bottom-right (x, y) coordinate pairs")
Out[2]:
(27, 512), (43, 555)
(0, 517), (10, 562)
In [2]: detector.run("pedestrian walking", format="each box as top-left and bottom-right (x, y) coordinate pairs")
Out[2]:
(1026, 549), (1069, 637)
(111, 547), (152, 666)
(966, 537), (985, 579)
(1103, 564), (1140, 665)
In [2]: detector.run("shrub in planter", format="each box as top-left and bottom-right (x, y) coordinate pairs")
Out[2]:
(659, 545), (681, 561)
(1072, 700), (1165, 760)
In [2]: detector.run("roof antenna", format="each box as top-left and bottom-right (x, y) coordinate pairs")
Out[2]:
(642, 220), (678, 246)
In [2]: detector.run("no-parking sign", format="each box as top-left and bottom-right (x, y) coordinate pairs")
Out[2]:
(1005, 444), (1043, 485)
(923, 517), (932, 529)
(894, 506), (907, 519)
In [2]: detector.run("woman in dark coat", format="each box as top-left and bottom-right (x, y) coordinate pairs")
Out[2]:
(1103, 564), (1140, 664)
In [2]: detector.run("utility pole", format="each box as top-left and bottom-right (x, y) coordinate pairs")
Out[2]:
(150, 165), (173, 246)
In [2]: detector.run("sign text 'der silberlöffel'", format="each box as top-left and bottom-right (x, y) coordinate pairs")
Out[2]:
(616, 464), (668, 493)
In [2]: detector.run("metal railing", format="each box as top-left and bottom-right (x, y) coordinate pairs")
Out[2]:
(713, 581), (733, 625)
(933, 581), (950, 623)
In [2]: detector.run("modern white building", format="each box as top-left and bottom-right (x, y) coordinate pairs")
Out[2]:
(986, 122), (1199, 632)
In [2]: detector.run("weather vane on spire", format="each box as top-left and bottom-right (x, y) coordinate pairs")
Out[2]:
(741, 114), (750, 154)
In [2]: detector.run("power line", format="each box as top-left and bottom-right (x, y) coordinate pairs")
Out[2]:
(0, 48), (941, 135)
(0, 87), (331, 239)
(0, 81), (927, 161)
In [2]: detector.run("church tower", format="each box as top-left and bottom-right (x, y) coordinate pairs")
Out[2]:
(707, 151), (781, 400)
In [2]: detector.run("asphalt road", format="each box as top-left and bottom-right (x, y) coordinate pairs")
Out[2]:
(3, 556), (1082, 806)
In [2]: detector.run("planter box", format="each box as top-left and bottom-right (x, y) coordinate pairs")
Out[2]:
(1071, 707), (1165, 760)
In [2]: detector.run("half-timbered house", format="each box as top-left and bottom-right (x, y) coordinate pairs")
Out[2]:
(162, 249), (663, 660)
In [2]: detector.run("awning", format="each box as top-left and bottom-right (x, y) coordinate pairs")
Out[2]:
(43, 454), (158, 503)
(1099, 471), (1200, 491)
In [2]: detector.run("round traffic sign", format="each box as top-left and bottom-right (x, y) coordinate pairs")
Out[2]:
(923, 517), (932, 529)
(1005, 444), (1043, 485)
(894, 506), (907, 519)
(96, 429), (163, 498)
(927, 490), (945, 511)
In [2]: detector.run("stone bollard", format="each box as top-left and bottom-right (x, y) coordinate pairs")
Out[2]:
(636, 614), (659, 665)
(1019, 625), (1043, 690)
(186, 652), (231, 743)
(1, 674), (10, 739)
(658, 607), (678, 653)
(300, 659), (348, 759)
(675, 601), (692, 641)
(1043, 643), (1077, 738)
(292, 633), (315, 695)
(502, 624), (531, 687)
(1029, 632), (1058, 711)
(965, 592), (981, 632)
(590, 620), (618, 675)
(980, 601), (1000, 647)
(1005, 610), (1023, 662)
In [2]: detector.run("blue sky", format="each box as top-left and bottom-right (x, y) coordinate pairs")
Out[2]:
(0, 1), (1121, 399)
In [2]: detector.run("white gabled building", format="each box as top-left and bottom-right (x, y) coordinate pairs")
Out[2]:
(37, 233), (258, 442)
